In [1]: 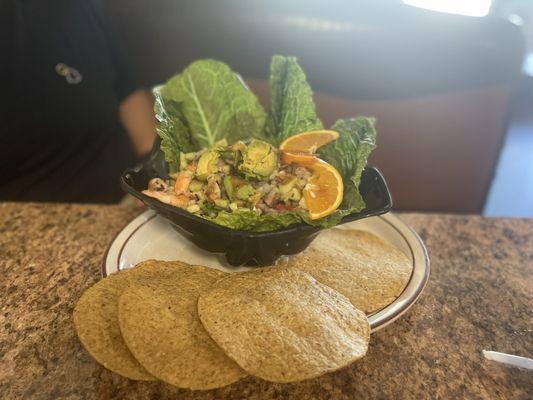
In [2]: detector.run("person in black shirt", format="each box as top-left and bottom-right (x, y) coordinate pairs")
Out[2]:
(0, 0), (156, 202)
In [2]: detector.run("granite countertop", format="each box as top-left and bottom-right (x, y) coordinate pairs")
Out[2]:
(0, 203), (532, 399)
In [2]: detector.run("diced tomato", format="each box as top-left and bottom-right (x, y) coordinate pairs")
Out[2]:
(274, 202), (296, 211)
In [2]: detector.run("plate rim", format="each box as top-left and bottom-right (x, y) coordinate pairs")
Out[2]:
(366, 213), (430, 331)
(102, 210), (430, 332)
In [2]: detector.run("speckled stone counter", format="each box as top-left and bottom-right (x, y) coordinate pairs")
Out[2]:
(1, 203), (532, 399)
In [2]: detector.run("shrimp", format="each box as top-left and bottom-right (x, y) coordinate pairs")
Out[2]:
(174, 170), (193, 195)
(142, 190), (189, 208)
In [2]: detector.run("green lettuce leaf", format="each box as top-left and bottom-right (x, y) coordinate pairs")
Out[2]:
(339, 183), (366, 212)
(319, 117), (376, 187)
(153, 87), (195, 173)
(161, 60), (266, 149)
(264, 56), (323, 145)
(204, 208), (352, 232)
(319, 117), (376, 213)
(208, 210), (304, 232)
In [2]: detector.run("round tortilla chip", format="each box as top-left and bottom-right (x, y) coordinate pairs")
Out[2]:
(118, 263), (247, 390)
(73, 259), (193, 380)
(283, 229), (413, 313)
(73, 269), (155, 381)
(198, 268), (370, 383)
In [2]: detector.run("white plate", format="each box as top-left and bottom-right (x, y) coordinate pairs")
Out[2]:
(103, 210), (429, 332)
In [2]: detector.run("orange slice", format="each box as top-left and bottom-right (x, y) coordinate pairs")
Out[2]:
(280, 130), (339, 153)
(280, 151), (318, 166)
(303, 160), (344, 220)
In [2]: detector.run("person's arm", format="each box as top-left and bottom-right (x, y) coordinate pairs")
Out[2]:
(119, 89), (156, 158)
(89, 1), (156, 157)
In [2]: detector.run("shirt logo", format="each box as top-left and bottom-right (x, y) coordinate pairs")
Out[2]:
(55, 63), (83, 84)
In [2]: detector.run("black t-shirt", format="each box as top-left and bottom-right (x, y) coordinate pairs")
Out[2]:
(0, 0), (138, 202)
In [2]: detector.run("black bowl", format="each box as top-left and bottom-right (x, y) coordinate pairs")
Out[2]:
(120, 144), (392, 266)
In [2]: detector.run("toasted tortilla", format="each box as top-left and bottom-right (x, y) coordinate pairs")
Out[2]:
(197, 268), (370, 383)
(73, 259), (195, 381)
(283, 229), (413, 313)
(118, 263), (247, 390)
(73, 268), (155, 381)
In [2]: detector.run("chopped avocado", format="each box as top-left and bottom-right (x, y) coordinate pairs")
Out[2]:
(184, 152), (197, 161)
(236, 184), (255, 201)
(223, 175), (252, 201)
(189, 180), (204, 193)
(179, 152), (188, 170)
(279, 176), (297, 197)
(288, 187), (301, 201)
(196, 150), (220, 180)
(223, 176), (234, 199)
(238, 139), (278, 179)
(249, 191), (263, 207)
(186, 204), (201, 213)
(214, 198), (229, 209)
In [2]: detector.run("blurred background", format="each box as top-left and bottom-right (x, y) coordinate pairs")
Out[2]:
(3, 0), (533, 216)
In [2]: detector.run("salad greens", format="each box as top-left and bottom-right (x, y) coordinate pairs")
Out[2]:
(154, 93), (194, 173)
(319, 117), (377, 211)
(160, 60), (265, 149)
(154, 56), (377, 232)
(213, 210), (304, 232)
(264, 56), (323, 145)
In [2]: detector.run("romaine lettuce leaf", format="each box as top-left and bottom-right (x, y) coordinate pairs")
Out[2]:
(318, 117), (376, 213)
(205, 207), (352, 232)
(161, 60), (266, 149)
(208, 209), (304, 232)
(264, 56), (323, 145)
(339, 182), (366, 212)
(153, 87), (195, 173)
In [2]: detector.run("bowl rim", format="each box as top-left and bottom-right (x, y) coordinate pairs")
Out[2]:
(120, 165), (392, 237)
